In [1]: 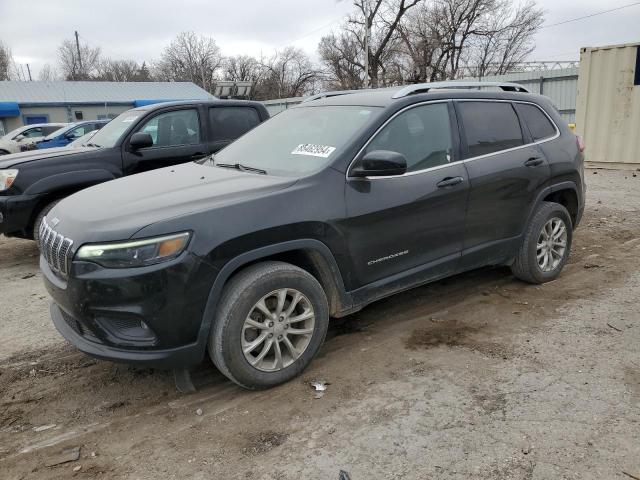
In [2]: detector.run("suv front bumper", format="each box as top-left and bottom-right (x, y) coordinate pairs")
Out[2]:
(42, 252), (219, 369)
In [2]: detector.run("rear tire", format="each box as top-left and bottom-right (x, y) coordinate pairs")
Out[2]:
(511, 201), (573, 284)
(33, 199), (61, 248)
(209, 261), (329, 390)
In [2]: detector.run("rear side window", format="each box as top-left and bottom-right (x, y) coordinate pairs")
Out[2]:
(209, 107), (261, 142)
(516, 103), (557, 141)
(458, 102), (524, 158)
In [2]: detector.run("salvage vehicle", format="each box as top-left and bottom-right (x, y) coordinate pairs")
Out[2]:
(39, 82), (585, 390)
(0, 123), (68, 155)
(36, 120), (110, 149)
(0, 100), (269, 243)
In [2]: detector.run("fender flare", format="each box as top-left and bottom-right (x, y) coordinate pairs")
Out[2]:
(193, 239), (352, 359)
(24, 169), (116, 195)
(525, 181), (580, 228)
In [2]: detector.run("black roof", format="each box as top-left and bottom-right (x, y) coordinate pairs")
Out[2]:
(296, 84), (547, 109)
(132, 99), (266, 112)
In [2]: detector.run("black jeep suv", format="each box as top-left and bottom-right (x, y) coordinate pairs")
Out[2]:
(40, 82), (585, 390)
(0, 100), (269, 243)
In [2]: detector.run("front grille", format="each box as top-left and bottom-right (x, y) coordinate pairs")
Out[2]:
(39, 217), (74, 277)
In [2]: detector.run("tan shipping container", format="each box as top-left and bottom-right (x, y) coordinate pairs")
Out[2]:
(575, 42), (640, 169)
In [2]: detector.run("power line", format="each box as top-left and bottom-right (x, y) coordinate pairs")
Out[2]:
(279, 15), (348, 48)
(541, 1), (640, 29)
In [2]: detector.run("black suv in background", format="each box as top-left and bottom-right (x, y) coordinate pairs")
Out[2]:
(0, 100), (269, 243)
(40, 82), (585, 390)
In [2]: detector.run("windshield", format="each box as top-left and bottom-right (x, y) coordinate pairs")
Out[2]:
(211, 105), (381, 176)
(88, 110), (142, 148)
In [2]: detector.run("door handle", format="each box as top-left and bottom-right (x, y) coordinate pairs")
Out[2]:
(191, 153), (207, 160)
(436, 176), (464, 188)
(524, 157), (544, 167)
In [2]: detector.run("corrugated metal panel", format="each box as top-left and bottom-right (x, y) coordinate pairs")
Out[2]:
(575, 42), (640, 166)
(262, 67), (579, 122)
(0, 81), (214, 104)
(460, 68), (578, 122)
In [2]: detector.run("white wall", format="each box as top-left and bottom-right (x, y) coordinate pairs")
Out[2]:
(3, 104), (132, 131)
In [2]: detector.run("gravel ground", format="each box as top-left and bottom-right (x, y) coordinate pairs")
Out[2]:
(0, 168), (639, 480)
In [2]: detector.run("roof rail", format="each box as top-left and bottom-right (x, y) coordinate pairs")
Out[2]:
(302, 89), (362, 103)
(391, 81), (530, 99)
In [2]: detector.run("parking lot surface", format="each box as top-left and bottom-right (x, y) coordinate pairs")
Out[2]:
(1, 168), (639, 479)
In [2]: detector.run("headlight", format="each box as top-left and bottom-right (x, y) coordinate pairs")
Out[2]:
(0, 169), (18, 191)
(75, 232), (191, 268)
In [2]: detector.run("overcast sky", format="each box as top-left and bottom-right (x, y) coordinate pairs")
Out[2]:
(1, 0), (639, 78)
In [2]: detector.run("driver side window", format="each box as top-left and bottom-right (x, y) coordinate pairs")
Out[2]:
(365, 103), (453, 172)
(138, 109), (200, 148)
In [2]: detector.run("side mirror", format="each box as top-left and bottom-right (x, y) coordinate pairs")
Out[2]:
(350, 150), (407, 178)
(129, 132), (154, 150)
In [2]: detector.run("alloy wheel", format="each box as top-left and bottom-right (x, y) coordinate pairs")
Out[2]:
(241, 288), (316, 372)
(536, 217), (568, 272)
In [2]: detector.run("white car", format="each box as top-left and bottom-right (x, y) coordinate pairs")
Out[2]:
(0, 123), (68, 155)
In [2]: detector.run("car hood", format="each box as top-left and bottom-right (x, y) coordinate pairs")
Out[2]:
(0, 146), (97, 168)
(50, 162), (298, 243)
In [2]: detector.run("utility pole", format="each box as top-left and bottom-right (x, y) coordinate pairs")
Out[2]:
(74, 30), (83, 78)
(26, 63), (32, 81)
(363, 3), (370, 89)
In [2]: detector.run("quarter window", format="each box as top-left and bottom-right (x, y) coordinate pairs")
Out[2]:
(138, 109), (200, 147)
(364, 103), (453, 172)
(458, 102), (524, 158)
(516, 103), (557, 141)
(209, 107), (261, 142)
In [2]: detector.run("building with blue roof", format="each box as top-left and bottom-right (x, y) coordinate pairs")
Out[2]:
(0, 81), (214, 135)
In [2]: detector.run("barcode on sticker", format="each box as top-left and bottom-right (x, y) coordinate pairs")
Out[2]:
(291, 144), (336, 158)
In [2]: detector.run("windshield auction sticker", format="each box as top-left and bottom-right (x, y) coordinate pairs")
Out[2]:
(291, 144), (336, 158)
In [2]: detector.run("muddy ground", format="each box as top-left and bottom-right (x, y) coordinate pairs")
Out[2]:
(1, 168), (639, 480)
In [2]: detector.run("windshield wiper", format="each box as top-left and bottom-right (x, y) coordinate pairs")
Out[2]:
(86, 143), (101, 148)
(216, 163), (267, 175)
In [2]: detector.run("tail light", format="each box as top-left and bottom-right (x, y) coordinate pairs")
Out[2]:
(576, 135), (585, 153)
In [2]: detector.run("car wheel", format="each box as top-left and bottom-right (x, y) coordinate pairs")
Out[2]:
(0, 149), (9, 156)
(33, 199), (61, 249)
(209, 261), (329, 390)
(511, 201), (573, 284)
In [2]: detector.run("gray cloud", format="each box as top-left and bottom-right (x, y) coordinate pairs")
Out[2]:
(1, 0), (638, 78)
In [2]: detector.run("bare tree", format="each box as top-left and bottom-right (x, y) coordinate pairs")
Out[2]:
(57, 38), (101, 80)
(38, 63), (59, 81)
(320, 0), (420, 89)
(0, 41), (13, 80)
(351, 0), (421, 87)
(318, 31), (365, 90)
(223, 55), (262, 82)
(155, 31), (223, 92)
(97, 59), (153, 82)
(257, 47), (319, 99)
(399, 0), (543, 81)
(464, 0), (543, 77)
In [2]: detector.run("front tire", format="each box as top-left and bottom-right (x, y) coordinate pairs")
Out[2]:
(511, 201), (573, 284)
(209, 261), (329, 390)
